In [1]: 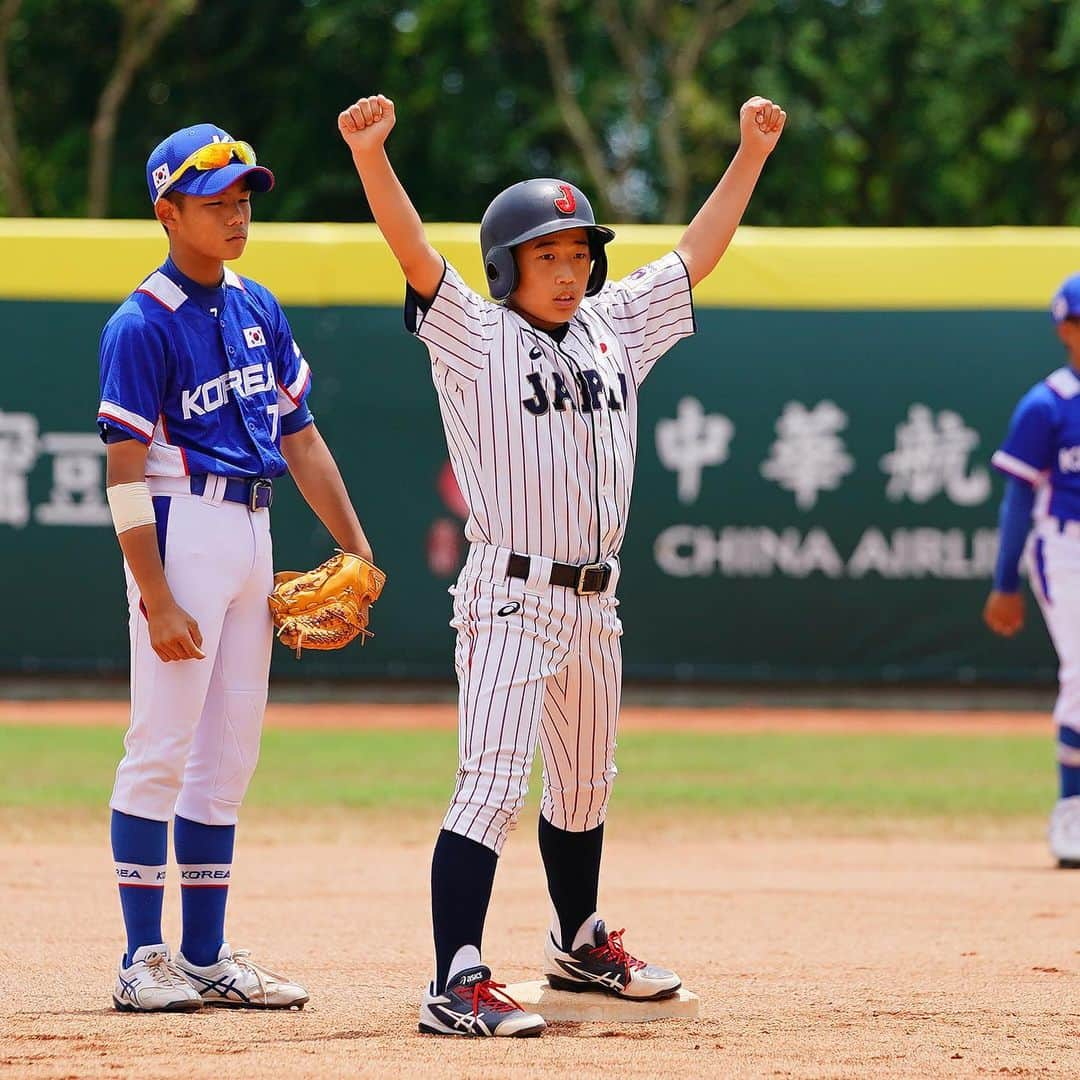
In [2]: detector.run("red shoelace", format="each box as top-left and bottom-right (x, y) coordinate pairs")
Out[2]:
(454, 978), (526, 1016)
(589, 928), (647, 979)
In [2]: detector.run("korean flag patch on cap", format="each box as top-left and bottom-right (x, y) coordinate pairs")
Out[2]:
(243, 326), (267, 349)
(152, 163), (171, 191)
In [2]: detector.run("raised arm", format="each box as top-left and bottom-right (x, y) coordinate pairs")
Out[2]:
(676, 96), (786, 289)
(338, 94), (444, 303)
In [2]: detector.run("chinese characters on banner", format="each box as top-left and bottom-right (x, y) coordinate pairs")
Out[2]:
(653, 398), (998, 580)
(0, 411), (110, 528)
(3, 400), (1002, 588)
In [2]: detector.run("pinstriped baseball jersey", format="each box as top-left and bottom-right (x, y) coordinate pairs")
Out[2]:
(406, 252), (695, 564)
(407, 250), (695, 850)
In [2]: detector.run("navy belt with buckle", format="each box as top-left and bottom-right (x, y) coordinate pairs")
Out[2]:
(189, 474), (273, 511)
(506, 553), (612, 595)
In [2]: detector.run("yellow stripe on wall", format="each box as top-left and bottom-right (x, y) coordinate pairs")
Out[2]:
(0, 220), (1076, 309)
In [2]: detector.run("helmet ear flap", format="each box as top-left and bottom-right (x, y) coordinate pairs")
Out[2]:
(485, 247), (517, 301)
(585, 241), (609, 297)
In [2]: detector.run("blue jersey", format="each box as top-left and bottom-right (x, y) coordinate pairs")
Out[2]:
(992, 367), (1080, 521)
(97, 257), (313, 478)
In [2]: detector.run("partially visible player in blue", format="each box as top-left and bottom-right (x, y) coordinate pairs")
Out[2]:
(985, 271), (1080, 867)
(99, 124), (373, 1011)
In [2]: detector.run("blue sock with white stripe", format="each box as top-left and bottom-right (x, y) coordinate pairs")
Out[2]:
(111, 810), (168, 965)
(1057, 725), (1080, 798)
(175, 815), (235, 967)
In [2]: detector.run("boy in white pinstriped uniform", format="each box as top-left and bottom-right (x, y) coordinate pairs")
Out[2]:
(340, 90), (785, 1037)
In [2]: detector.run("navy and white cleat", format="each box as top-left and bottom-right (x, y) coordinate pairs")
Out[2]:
(113, 944), (203, 1012)
(419, 965), (546, 1037)
(544, 919), (682, 1000)
(175, 943), (308, 1009)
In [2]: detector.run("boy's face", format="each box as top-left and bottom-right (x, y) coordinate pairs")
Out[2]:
(509, 227), (592, 330)
(156, 177), (252, 261)
(1058, 318), (1080, 360)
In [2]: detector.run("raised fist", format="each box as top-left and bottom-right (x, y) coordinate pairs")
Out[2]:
(739, 96), (786, 158)
(338, 95), (396, 153)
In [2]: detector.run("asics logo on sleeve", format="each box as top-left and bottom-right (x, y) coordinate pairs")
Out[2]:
(182, 361), (275, 419)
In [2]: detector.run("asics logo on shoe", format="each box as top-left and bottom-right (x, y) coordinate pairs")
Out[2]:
(457, 969), (487, 987)
(186, 972), (250, 1001)
(554, 958), (627, 991)
(433, 1003), (492, 1035)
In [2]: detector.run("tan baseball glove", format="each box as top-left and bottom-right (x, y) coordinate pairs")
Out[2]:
(268, 550), (386, 658)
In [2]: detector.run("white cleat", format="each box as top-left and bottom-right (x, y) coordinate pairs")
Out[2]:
(1049, 796), (1080, 868)
(544, 919), (682, 1000)
(419, 965), (546, 1037)
(113, 944), (203, 1013)
(175, 943), (309, 1009)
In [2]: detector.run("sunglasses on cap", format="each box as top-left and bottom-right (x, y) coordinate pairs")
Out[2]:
(156, 140), (257, 199)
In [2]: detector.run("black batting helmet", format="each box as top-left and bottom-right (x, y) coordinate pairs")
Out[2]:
(479, 178), (615, 302)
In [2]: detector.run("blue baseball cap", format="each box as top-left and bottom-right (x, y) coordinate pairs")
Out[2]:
(146, 123), (274, 203)
(1051, 272), (1080, 324)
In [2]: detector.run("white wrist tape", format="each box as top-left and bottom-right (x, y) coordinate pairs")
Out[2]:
(106, 481), (157, 534)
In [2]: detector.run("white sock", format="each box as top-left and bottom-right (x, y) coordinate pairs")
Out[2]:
(570, 912), (599, 952)
(445, 944), (481, 986)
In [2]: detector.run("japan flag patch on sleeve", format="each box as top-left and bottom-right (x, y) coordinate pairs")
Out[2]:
(243, 326), (267, 349)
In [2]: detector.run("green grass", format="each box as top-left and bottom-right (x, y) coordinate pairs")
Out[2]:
(0, 724), (1056, 822)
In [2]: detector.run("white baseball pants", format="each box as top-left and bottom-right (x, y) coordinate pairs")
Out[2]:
(110, 482), (273, 825)
(1029, 521), (1080, 760)
(442, 543), (623, 853)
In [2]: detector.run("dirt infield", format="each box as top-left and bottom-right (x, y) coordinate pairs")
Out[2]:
(2, 820), (1079, 1079)
(0, 698), (1052, 734)
(1, 701), (1070, 1077)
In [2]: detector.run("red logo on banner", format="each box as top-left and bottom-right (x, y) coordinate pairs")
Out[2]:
(553, 184), (576, 214)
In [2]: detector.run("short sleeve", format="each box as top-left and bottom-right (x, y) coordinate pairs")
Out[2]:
(589, 251), (696, 386)
(991, 386), (1055, 486)
(97, 309), (166, 444)
(404, 260), (494, 380)
(271, 308), (313, 434)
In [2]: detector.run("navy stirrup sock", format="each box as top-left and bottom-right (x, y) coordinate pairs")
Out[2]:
(430, 829), (498, 993)
(538, 815), (604, 951)
(174, 815), (235, 967)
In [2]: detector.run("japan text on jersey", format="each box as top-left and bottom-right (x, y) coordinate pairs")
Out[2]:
(97, 258), (313, 478)
(406, 253), (695, 566)
(993, 367), (1080, 522)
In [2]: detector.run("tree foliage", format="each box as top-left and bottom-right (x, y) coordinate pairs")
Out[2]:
(0, 0), (1076, 224)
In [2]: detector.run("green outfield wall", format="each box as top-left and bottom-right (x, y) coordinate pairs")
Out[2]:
(2, 223), (1076, 684)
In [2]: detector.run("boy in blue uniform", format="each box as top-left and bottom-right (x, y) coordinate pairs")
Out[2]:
(985, 272), (1080, 866)
(100, 125), (373, 1011)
